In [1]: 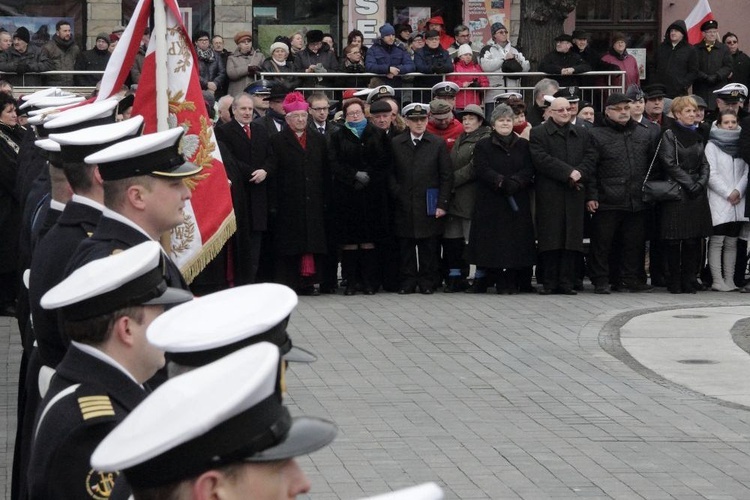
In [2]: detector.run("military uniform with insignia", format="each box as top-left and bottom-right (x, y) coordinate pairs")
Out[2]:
(27, 242), (192, 499)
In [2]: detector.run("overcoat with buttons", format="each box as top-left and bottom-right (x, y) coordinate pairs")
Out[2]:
(389, 131), (453, 239)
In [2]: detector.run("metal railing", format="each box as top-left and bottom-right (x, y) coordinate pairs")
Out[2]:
(6, 69), (627, 112)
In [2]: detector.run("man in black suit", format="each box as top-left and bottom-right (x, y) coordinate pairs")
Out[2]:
(253, 81), (288, 137)
(215, 93), (273, 284)
(27, 241), (192, 500)
(66, 127), (203, 290)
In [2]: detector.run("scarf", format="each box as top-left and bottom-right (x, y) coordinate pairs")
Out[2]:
(345, 118), (367, 138)
(709, 123), (741, 157)
(196, 47), (214, 62)
(607, 47), (629, 61)
(672, 121), (702, 148)
(512, 121), (528, 135)
(273, 58), (286, 66)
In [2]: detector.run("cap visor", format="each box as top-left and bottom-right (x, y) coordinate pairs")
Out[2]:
(144, 287), (193, 307)
(152, 162), (204, 178)
(284, 345), (317, 363)
(244, 416), (337, 462)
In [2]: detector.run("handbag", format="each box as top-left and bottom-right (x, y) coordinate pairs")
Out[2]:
(642, 136), (683, 203)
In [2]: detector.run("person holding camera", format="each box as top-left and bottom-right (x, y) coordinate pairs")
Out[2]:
(446, 44), (489, 110)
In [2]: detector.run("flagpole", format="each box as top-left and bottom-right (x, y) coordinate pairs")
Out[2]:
(153, 0), (169, 132)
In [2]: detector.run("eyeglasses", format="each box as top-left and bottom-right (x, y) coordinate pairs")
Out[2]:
(197, 37), (209, 42)
(726, 40), (738, 45)
(496, 30), (508, 34)
(310, 107), (329, 112)
(287, 113), (308, 120)
(346, 110), (364, 118)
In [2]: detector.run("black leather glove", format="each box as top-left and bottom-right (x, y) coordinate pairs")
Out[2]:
(468, 79), (480, 88)
(247, 65), (260, 76)
(688, 183), (703, 197)
(354, 180), (366, 191)
(15, 62), (29, 74)
(501, 178), (520, 196)
(705, 73), (718, 85)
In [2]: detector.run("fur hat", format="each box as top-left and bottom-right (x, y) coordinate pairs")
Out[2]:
(306, 30), (324, 44)
(457, 44), (473, 57)
(269, 41), (289, 55)
(282, 91), (309, 113)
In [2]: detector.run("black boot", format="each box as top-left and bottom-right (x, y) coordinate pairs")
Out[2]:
(465, 276), (488, 293)
(360, 249), (378, 295)
(666, 242), (682, 294)
(341, 250), (358, 295)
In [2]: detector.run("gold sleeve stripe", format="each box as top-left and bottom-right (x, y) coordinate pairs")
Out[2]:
(82, 409), (116, 420)
(79, 395), (115, 420)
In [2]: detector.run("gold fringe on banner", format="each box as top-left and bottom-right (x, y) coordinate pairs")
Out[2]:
(179, 211), (237, 284)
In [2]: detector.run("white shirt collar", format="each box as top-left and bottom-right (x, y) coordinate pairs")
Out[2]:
(71, 194), (106, 212)
(410, 133), (424, 142)
(50, 199), (66, 212)
(71, 341), (142, 386)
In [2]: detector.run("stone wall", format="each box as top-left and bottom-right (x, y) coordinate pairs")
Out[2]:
(214, 0), (253, 51)
(85, 0), (121, 50)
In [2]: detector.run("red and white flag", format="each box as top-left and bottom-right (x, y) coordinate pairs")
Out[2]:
(686, 0), (714, 45)
(96, 0), (235, 283)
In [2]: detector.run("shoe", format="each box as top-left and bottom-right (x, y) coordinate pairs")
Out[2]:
(741, 285), (750, 294)
(538, 288), (554, 295)
(519, 284), (536, 293)
(668, 284), (682, 294)
(496, 287), (510, 295)
(319, 286), (337, 294)
(627, 283), (653, 293)
(0, 303), (16, 317)
(297, 286), (320, 296)
(363, 287), (376, 295)
(573, 283), (584, 291)
(594, 286), (611, 295)
(443, 276), (460, 293)
(398, 287), (415, 295)
(681, 282), (697, 294)
(651, 276), (667, 287)
(465, 277), (488, 294)
(420, 287), (434, 295)
(344, 286), (356, 296)
(558, 288), (577, 295)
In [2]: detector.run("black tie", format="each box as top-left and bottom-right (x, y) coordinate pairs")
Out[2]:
(413, 138), (420, 147)
(318, 126), (325, 135)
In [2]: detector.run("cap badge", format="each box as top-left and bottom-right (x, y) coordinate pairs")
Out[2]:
(85, 468), (119, 499)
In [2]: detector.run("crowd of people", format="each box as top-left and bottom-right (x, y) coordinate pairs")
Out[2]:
(1, 11), (750, 500)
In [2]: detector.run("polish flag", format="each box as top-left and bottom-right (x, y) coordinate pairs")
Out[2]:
(95, 0), (235, 284)
(686, 0), (714, 44)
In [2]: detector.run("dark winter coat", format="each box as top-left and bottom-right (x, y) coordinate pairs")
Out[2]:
(365, 38), (415, 82)
(328, 123), (391, 244)
(389, 131), (453, 239)
(292, 45), (338, 87)
(0, 122), (22, 273)
(196, 49), (225, 92)
(74, 47), (110, 86)
(41, 34), (80, 86)
(414, 45), (454, 87)
(215, 120), (273, 232)
(268, 128), (329, 255)
(654, 21), (698, 98)
(260, 57), (300, 87)
(337, 57), (369, 88)
(693, 39), (732, 109)
(467, 132), (536, 269)
(656, 127), (713, 239)
(529, 120), (597, 253)
(0, 44), (52, 86)
(448, 125), (491, 219)
(740, 114), (750, 218)
(538, 49), (591, 87)
(728, 50), (750, 89)
(587, 118), (654, 212)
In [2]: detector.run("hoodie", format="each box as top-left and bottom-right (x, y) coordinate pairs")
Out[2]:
(654, 20), (698, 98)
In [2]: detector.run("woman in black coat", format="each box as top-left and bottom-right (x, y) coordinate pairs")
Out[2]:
(0, 93), (22, 314)
(466, 104), (536, 294)
(338, 44), (369, 90)
(329, 98), (390, 295)
(657, 95), (713, 293)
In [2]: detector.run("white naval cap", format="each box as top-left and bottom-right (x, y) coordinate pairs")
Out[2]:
(34, 138), (62, 165)
(367, 84), (396, 104)
(359, 482), (444, 500)
(713, 82), (748, 101)
(494, 91), (523, 104)
(353, 88), (371, 99)
(19, 95), (84, 111)
(20, 87), (68, 102)
(49, 116), (144, 163)
(147, 283), (316, 367)
(43, 98), (118, 133)
(41, 241), (193, 321)
(402, 102), (429, 118)
(431, 81), (460, 97)
(84, 126), (203, 181)
(91, 342), (337, 489)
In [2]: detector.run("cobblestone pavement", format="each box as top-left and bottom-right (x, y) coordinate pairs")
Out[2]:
(3, 290), (750, 499)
